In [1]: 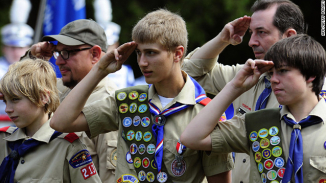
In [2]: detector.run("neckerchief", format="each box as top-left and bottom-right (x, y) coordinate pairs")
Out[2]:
(255, 77), (272, 111)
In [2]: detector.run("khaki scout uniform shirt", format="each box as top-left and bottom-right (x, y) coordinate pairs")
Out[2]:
(0, 121), (101, 182)
(58, 77), (118, 183)
(83, 72), (234, 183)
(210, 99), (326, 182)
(182, 48), (326, 183)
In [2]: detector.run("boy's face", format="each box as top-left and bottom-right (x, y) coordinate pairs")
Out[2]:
(4, 93), (44, 129)
(136, 42), (177, 85)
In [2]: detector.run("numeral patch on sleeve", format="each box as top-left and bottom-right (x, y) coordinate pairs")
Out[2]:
(80, 163), (97, 180)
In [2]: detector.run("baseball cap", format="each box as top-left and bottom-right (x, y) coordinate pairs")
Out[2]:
(42, 19), (108, 52)
(1, 23), (34, 47)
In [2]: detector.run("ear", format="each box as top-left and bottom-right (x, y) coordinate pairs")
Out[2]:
(41, 89), (50, 106)
(282, 28), (297, 38)
(306, 76), (316, 84)
(90, 45), (102, 64)
(173, 46), (184, 63)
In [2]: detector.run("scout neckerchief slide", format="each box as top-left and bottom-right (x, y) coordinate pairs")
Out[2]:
(282, 115), (322, 183)
(149, 76), (208, 174)
(0, 130), (62, 183)
(255, 77), (272, 111)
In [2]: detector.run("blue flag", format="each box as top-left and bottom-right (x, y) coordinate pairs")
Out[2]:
(43, 0), (86, 78)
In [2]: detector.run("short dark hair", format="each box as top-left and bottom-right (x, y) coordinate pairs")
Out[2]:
(265, 34), (326, 96)
(251, 0), (306, 34)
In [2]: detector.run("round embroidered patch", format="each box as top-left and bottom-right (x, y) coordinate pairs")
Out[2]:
(143, 131), (152, 142)
(262, 149), (271, 159)
(151, 159), (157, 169)
(264, 159), (274, 170)
(117, 92), (127, 101)
(274, 157), (284, 168)
(138, 144), (146, 155)
(126, 152), (133, 163)
(261, 173), (267, 183)
(123, 117), (132, 127)
(255, 152), (262, 163)
(272, 146), (282, 157)
(110, 149), (117, 167)
(130, 143), (138, 154)
(157, 172), (168, 183)
(135, 131), (142, 141)
(249, 131), (258, 141)
(146, 172), (155, 182)
(126, 130), (135, 141)
(269, 126), (279, 136)
(277, 167), (285, 178)
(142, 157), (150, 168)
(138, 104), (148, 113)
(258, 128), (268, 138)
(252, 141), (260, 152)
(171, 158), (186, 176)
(129, 91), (139, 100)
(147, 144), (155, 154)
(138, 170), (146, 181)
(260, 138), (270, 149)
(141, 117), (150, 127)
(258, 162), (264, 173)
(270, 136), (280, 146)
(138, 93), (147, 102)
(133, 116), (141, 126)
(267, 170), (277, 180)
(134, 157), (141, 168)
(129, 103), (138, 113)
(119, 103), (128, 113)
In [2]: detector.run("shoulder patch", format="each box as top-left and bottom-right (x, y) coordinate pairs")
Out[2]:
(64, 133), (80, 143)
(199, 97), (211, 106)
(69, 149), (93, 168)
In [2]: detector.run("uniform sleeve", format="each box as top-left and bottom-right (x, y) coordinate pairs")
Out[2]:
(66, 139), (102, 182)
(210, 115), (250, 154)
(82, 93), (119, 138)
(201, 151), (234, 176)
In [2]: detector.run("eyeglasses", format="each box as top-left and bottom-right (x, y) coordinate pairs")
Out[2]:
(53, 47), (92, 60)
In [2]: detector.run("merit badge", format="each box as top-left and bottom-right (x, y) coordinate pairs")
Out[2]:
(139, 93), (147, 102)
(261, 173), (267, 183)
(119, 174), (139, 183)
(147, 144), (156, 154)
(255, 152), (262, 163)
(135, 131), (143, 141)
(260, 138), (270, 149)
(127, 130), (135, 141)
(272, 146), (282, 157)
(274, 157), (284, 168)
(119, 103), (128, 113)
(141, 117), (150, 127)
(143, 131), (152, 142)
(264, 159), (274, 170)
(117, 92), (127, 101)
(130, 103), (138, 113)
(151, 159), (157, 169)
(252, 141), (260, 152)
(171, 158), (186, 176)
(258, 128), (268, 138)
(126, 152), (133, 163)
(130, 143), (138, 155)
(69, 149), (92, 168)
(142, 157), (150, 168)
(138, 144), (146, 154)
(269, 126), (279, 136)
(157, 172), (168, 183)
(133, 116), (141, 126)
(270, 136), (280, 146)
(123, 117), (132, 127)
(129, 91), (139, 100)
(258, 162), (264, 173)
(249, 131), (258, 141)
(134, 157), (141, 168)
(110, 149), (117, 167)
(277, 167), (285, 178)
(138, 104), (148, 113)
(138, 170), (146, 181)
(267, 170), (277, 180)
(262, 149), (271, 159)
(146, 172), (155, 182)
(153, 115), (166, 126)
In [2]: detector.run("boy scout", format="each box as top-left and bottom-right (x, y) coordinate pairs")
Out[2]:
(181, 34), (326, 182)
(0, 59), (101, 182)
(50, 9), (233, 183)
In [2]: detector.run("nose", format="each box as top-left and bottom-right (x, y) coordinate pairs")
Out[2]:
(5, 103), (13, 114)
(248, 33), (259, 48)
(55, 55), (66, 66)
(138, 54), (148, 67)
(269, 72), (279, 84)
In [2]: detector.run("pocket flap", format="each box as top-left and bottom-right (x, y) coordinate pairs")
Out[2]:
(310, 156), (326, 173)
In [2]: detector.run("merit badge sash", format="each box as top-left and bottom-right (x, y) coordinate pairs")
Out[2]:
(245, 108), (286, 183)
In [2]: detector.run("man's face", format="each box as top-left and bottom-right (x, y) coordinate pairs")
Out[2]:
(55, 43), (94, 89)
(248, 5), (285, 59)
(3, 45), (29, 64)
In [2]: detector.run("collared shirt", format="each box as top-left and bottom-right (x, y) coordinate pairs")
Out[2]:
(0, 121), (101, 182)
(83, 71), (234, 182)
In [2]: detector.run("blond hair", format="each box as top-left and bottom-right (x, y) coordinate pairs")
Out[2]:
(0, 59), (59, 114)
(132, 9), (188, 62)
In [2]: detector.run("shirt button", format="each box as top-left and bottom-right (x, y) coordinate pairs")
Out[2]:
(21, 160), (25, 164)
(243, 159), (246, 163)
(240, 181), (243, 183)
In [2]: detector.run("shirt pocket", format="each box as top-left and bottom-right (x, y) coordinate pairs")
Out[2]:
(310, 156), (326, 173)
(106, 140), (118, 170)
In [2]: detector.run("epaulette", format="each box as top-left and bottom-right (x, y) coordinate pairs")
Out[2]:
(199, 97), (211, 106)
(0, 126), (17, 134)
(58, 132), (80, 143)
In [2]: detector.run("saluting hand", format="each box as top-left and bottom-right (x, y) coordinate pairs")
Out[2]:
(30, 42), (56, 61)
(221, 16), (251, 45)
